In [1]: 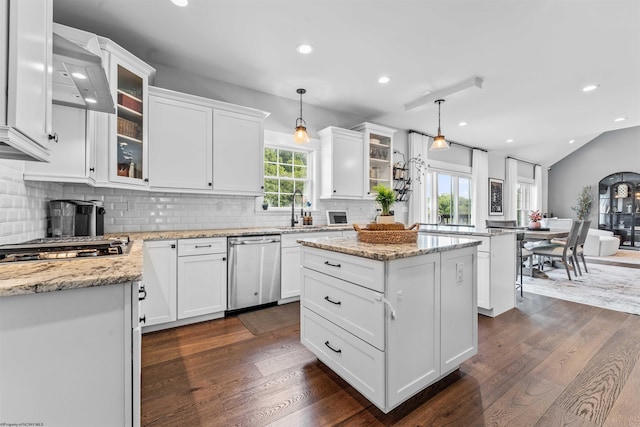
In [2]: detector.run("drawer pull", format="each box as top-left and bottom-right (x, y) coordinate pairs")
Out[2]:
(324, 341), (342, 354)
(138, 285), (147, 301)
(375, 294), (398, 320)
(324, 296), (341, 305)
(195, 244), (212, 248)
(324, 261), (341, 268)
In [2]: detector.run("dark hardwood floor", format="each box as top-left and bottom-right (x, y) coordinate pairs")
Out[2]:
(141, 293), (640, 426)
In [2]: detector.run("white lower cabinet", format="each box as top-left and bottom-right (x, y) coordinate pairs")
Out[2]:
(0, 283), (138, 426)
(300, 245), (477, 413)
(280, 231), (344, 300)
(142, 240), (177, 326)
(177, 239), (227, 319)
(142, 237), (227, 331)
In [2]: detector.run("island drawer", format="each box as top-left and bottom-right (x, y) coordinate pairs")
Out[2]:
(301, 307), (385, 408)
(178, 237), (227, 256)
(301, 247), (384, 292)
(301, 268), (385, 350)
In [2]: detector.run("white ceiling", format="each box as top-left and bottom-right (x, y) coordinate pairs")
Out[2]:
(52, 0), (640, 167)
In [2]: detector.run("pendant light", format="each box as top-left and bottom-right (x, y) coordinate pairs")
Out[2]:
(293, 88), (310, 143)
(430, 99), (450, 151)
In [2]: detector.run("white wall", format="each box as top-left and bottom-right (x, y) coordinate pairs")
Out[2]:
(548, 126), (640, 222)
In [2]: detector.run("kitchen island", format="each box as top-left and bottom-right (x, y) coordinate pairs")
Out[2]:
(297, 234), (480, 413)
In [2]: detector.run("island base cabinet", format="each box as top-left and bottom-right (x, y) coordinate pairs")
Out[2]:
(301, 306), (385, 408)
(0, 284), (136, 426)
(301, 245), (478, 413)
(440, 247), (478, 373)
(386, 253), (441, 409)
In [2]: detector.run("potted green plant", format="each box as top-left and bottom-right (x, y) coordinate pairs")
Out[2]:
(373, 184), (396, 223)
(571, 185), (593, 220)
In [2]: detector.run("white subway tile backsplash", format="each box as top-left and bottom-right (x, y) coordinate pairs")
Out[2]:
(1, 159), (381, 244)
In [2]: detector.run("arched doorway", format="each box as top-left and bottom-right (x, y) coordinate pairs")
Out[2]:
(598, 171), (640, 249)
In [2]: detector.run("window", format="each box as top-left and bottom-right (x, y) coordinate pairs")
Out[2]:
(263, 147), (310, 208)
(516, 181), (534, 226)
(427, 170), (472, 225)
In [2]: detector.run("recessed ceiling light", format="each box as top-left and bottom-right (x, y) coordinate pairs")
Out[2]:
(582, 84), (599, 92)
(458, 121), (468, 126)
(614, 117), (627, 122)
(569, 139), (575, 144)
(71, 72), (86, 79)
(377, 76), (390, 84)
(171, 0), (188, 6)
(506, 139), (514, 143)
(85, 98), (97, 104)
(296, 43), (313, 55)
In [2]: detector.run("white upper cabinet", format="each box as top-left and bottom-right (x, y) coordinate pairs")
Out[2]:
(97, 38), (155, 188)
(148, 88), (213, 191)
(318, 126), (366, 199)
(146, 86), (269, 195)
(351, 122), (396, 198)
(0, 0), (53, 161)
(212, 109), (265, 195)
(24, 104), (96, 184)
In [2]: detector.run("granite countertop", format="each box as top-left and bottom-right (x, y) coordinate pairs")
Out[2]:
(418, 224), (519, 237)
(297, 234), (482, 261)
(0, 225), (354, 297)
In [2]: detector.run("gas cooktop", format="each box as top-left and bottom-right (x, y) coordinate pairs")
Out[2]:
(0, 236), (131, 263)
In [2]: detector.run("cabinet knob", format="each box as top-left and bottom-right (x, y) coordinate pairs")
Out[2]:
(139, 315), (146, 324)
(170, 244), (176, 249)
(333, 190), (336, 193)
(89, 167), (95, 172)
(208, 182), (212, 187)
(222, 257), (227, 261)
(144, 178), (149, 183)
(261, 185), (264, 190)
(48, 133), (58, 143)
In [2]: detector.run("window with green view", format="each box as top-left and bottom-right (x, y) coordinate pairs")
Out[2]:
(264, 147), (309, 208)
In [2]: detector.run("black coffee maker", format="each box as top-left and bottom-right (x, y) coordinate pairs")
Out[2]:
(48, 200), (105, 237)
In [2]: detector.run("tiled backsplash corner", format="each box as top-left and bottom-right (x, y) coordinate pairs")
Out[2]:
(0, 161), (63, 245)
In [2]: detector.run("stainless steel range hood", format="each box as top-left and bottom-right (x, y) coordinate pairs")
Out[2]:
(52, 29), (115, 114)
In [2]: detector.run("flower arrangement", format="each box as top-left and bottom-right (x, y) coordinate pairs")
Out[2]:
(529, 210), (542, 222)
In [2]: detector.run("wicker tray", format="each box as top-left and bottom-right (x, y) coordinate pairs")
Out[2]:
(353, 223), (419, 244)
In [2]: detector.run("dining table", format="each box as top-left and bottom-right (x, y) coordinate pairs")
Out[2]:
(523, 229), (570, 241)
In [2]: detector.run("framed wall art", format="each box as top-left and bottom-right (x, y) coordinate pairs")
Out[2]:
(489, 178), (504, 216)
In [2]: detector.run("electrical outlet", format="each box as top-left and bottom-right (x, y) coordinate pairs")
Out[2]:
(456, 262), (464, 283)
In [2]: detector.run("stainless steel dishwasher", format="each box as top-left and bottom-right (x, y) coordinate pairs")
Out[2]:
(227, 235), (281, 310)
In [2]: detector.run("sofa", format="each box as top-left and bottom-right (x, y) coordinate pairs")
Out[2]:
(540, 218), (573, 230)
(583, 228), (619, 257)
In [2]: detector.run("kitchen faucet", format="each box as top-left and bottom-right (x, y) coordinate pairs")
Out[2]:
(291, 189), (304, 226)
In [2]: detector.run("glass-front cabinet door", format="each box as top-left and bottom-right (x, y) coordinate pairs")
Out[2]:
(116, 66), (144, 181)
(351, 122), (397, 197)
(598, 171), (640, 249)
(99, 37), (155, 187)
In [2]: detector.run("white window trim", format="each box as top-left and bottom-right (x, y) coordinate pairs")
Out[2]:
(263, 130), (319, 211)
(426, 166), (473, 225)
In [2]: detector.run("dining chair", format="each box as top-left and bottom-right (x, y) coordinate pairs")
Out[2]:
(516, 231), (532, 296)
(573, 220), (591, 274)
(531, 221), (581, 280)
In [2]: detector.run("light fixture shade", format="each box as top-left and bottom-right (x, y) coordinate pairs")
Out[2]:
(294, 123), (310, 143)
(430, 134), (449, 151)
(294, 88), (309, 143)
(430, 99), (450, 151)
